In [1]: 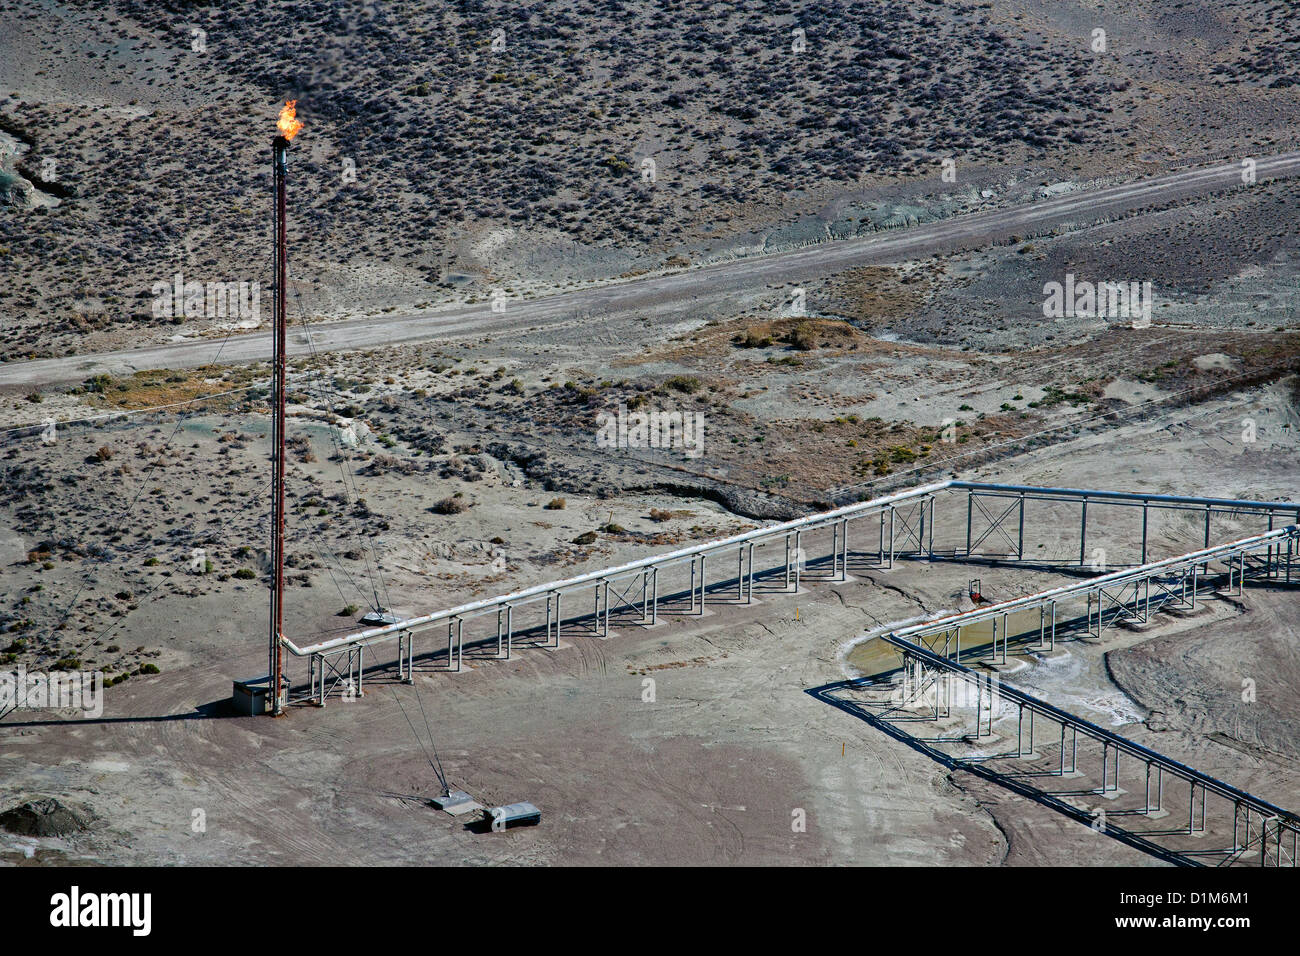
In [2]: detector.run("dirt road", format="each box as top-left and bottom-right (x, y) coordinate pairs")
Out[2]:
(3, 152), (1298, 389)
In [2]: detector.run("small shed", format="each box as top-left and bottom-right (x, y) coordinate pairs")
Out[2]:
(232, 676), (280, 716)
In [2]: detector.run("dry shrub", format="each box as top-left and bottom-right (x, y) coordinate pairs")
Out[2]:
(432, 495), (469, 514)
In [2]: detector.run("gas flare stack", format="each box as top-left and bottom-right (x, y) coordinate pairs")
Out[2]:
(269, 100), (303, 715)
(234, 100), (302, 718)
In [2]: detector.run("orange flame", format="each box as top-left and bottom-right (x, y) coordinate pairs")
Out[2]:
(277, 100), (303, 141)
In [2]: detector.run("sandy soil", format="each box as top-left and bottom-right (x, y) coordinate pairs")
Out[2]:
(1, 374), (1294, 865)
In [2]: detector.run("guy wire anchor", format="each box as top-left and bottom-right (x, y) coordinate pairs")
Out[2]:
(431, 787), (482, 817)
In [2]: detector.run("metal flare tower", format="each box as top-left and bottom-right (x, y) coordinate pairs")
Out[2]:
(269, 132), (289, 715)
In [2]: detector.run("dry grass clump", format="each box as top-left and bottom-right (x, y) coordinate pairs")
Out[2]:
(431, 495), (469, 515)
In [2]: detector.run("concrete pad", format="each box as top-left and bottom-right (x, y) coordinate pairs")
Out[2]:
(429, 791), (463, 810)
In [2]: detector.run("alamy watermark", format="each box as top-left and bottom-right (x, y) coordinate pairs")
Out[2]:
(889, 668), (1001, 711)
(50, 886), (150, 936)
(1042, 273), (1153, 328)
(595, 403), (705, 459)
(1, 667), (104, 718)
(151, 271), (261, 323)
